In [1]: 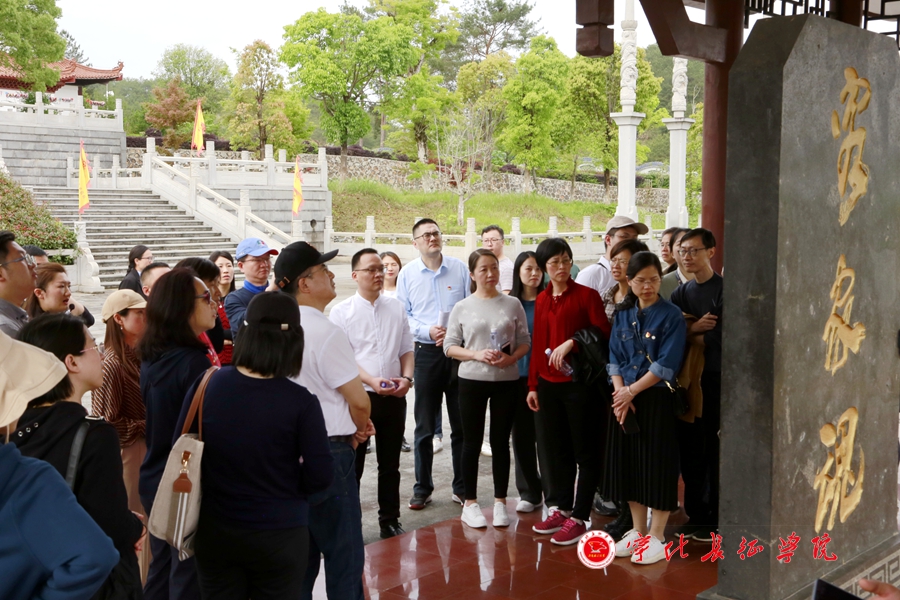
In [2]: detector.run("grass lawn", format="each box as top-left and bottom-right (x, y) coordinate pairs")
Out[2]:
(330, 179), (672, 234)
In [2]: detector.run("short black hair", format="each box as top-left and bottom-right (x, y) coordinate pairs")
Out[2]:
(412, 218), (439, 236)
(232, 319), (305, 379)
(23, 245), (47, 258)
(680, 228), (716, 249)
(0, 231), (15, 263)
(661, 227), (680, 240)
(511, 251), (545, 300)
(608, 239), (649, 259)
(175, 257), (220, 285)
(351, 248), (380, 271)
(481, 225), (504, 239)
(534, 238), (573, 271)
(140, 262), (170, 286)
(17, 313), (86, 407)
(137, 268), (207, 362)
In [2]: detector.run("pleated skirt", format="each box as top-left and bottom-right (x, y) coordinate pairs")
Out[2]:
(602, 386), (679, 511)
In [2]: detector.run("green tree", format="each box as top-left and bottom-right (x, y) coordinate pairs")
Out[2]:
(0, 0), (64, 91)
(456, 51), (515, 177)
(99, 77), (157, 135)
(685, 102), (703, 217)
(143, 78), (195, 152)
(281, 8), (419, 180)
(498, 36), (567, 191)
(59, 29), (89, 65)
(154, 44), (230, 114)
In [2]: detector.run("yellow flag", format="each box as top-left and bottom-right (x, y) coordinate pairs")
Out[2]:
(78, 141), (90, 214)
(191, 99), (206, 155)
(292, 156), (304, 216)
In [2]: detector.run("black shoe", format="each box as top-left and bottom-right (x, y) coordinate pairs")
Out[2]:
(691, 528), (717, 543)
(380, 522), (406, 539)
(408, 494), (432, 510)
(592, 493), (620, 517)
(602, 506), (634, 542)
(401, 437), (411, 452)
(673, 522), (704, 540)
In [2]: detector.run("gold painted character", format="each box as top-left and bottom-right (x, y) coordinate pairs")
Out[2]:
(812, 407), (865, 533)
(831, 67), (871, 226)
(823, 255), (866, 375)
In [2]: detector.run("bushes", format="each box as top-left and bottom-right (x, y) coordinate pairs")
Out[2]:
(0, 172), (77, 257)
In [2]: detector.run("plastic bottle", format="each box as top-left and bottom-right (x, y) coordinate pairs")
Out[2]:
(490, 328), (501, 351)
(544, 348), (574, 376)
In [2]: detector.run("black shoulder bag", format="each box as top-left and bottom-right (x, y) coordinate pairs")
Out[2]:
(631, 320), (689, 417)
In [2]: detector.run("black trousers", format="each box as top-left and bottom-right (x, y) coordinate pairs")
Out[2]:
(535, 378), (603, 521)
(412, 343), (464, 498)
(355, 391), (407, 524)
(193, 511), (309, 600)
(458, 377), (517, 500)
(676, 370), (721, 528)
(513, 377), (545, 505)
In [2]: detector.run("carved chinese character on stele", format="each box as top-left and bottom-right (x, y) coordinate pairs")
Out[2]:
(823, 255), (866, 375)
(813, 407), (865, 533)
(832, 67), (871, 226)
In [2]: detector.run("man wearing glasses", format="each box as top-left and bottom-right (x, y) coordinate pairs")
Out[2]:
(330, 248), (414, 539)
(397, 218), (470, 510)
(575, 216), (648, 296)
(0, 231), (38, 337)
(669, 228), (723, 543)
(224, 237), (278, 340)
(481, 225), (513, 293)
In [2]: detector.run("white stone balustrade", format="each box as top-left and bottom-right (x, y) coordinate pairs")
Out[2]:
(0, 94), (123, 131)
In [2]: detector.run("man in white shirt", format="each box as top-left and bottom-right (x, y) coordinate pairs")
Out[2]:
(575, 215), (649, 295)
(274, 241), (372, 600)
(481, 225), (513, 293)
(330, 248), (414, 540)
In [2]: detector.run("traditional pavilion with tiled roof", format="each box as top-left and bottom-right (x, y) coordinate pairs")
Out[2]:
(0, 58), (123, 93)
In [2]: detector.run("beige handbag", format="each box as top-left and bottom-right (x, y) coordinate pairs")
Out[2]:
(148, 366), (217, 560)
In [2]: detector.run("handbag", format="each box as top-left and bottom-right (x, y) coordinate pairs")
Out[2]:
(631, 321), (690, 417)
(148, 366), (218, 560)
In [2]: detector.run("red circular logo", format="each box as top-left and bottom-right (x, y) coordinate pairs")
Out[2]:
(577, 530), (616, 570)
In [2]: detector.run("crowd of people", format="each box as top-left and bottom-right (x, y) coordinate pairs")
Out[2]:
(0, 212), (738, 598)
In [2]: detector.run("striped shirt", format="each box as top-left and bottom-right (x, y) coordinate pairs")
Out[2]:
(92, 345), (145, 447)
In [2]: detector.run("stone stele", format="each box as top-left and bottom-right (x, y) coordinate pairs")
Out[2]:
(703, 14), (900, 600)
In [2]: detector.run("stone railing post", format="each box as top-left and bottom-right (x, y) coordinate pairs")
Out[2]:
(0, 144), (7, 176)
(278, 149), (287, 164)
(142, 137), (156, 188)
(324, 215), (335, 253)
(548, 216), (559, 238)
(66, 156), (74, 188)
(582, 216), (593, 255)
(237, 190), (250, 238)
(70, 222), (104, 292)
(34, 92), (43, 120)
(240, 150), (250, 172)
(77, 98), (85, 128)
(511, 217), (522, 256)
(365, 216), (376, 247)
(115, 99), (123, 129)
(318, 147), (328, 188)
(465, 218), (477, 254)
(265, 144), (275, 186)
(206, 140), (217, 186)
(188, 162), (199, 214)
(111, 155), (120, 189)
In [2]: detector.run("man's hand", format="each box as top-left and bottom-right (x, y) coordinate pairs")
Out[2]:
(390, 377), (411, 397)
(526, 391), (540, 412)
(371, 378), (397, 395)
(429, 325), (446, 347)
(354, 419), (376, 447)
(859, 579), (900, 599)
(691, 313), (718, 334)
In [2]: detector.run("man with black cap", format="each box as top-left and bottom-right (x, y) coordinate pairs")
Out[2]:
(274, 241), (372, 600)
(575, 216), (649, 296)
(224, 237), (278, 341)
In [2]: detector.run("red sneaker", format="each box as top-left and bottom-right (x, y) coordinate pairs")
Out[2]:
(551, 518), (588, 546)
(532, 508), (568, 534)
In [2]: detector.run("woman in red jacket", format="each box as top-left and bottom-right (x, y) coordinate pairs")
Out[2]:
(527, 238), (611, 546)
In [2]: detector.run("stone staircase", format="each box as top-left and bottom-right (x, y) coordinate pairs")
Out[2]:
(35, 187), (240, 289)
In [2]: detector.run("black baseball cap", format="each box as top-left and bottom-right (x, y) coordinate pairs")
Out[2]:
(273, 242), (338, 290)
(243, 292), (301, 331)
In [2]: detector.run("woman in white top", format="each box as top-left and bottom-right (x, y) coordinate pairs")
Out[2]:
(380, 252), (402, 299)
(444, 249), (531, 529)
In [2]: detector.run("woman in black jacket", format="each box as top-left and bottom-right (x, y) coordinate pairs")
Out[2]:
(138, 268), (218, 600)
(15, 313), (144, 599)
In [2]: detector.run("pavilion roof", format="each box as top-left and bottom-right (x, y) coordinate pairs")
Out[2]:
(0, 58), (124, 92)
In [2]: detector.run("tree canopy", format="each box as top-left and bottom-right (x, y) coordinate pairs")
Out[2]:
(0, 0), (64, 91)
(154, 44), (230, 113)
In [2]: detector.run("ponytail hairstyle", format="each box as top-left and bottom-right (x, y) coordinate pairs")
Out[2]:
(616, 251), (664, 312)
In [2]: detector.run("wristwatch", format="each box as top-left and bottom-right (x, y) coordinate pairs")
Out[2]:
(402, 376), (414, 386)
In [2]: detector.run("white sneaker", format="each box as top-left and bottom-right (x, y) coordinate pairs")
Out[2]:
(461, 503), (487, 528)
(433, 437), (443, 453)
(481, 441), (492, 457)
(515, 498), (542, 513)
(631, 535), (666, 565)
(615, 529), (642, 557)
(493, 502), (510, 527)
(451, 494), (463, 505)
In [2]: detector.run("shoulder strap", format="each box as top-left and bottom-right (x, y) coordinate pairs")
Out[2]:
(181, 366), (219, 441)
(65, 421), (90, 490)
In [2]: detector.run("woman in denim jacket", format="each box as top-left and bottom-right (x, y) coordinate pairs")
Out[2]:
(604, 251), (686, 565)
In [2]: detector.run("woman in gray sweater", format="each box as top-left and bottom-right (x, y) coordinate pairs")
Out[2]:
(444, 249), (531, 529)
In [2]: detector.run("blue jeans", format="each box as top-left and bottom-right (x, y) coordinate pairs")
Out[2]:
(412, 343), (464, 498)
(301, 441), (364, 600)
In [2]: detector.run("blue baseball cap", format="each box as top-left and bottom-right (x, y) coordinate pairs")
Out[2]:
(236, 238), (278, 260)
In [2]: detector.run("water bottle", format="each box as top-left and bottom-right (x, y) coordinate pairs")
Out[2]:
(545, 348), (574, 376)
(490, 328), (501, 351)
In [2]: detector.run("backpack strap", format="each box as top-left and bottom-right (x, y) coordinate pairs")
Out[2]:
(65, 421), (90, 490)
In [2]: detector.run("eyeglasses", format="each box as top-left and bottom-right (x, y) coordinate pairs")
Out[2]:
(677, 247), (708, 257)
(354, 267), (386, 274)
(609, 257), (629, 266)
(0, 254), (36, 269)
(546, 258), (573, 268)
(301, 264), (330, 279)
(482, 238), (503, 244)
(242, 256), (271, 264)
(195, 291), (215, 305)
(631, 277), (661, 287)
(80, 343), (105, 357)
(414, 231), (442, 241)
(139, 255), (154, 262)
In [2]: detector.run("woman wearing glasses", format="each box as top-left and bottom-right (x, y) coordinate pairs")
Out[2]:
(137, 268), (218, 599)
(14, 312), (145, 598)
(176, 257), (228, 367)
(25, 262), (95, 326)
(605, 252), (686, 565)
(528, 239), (611, 546)
(119, 245), (154, 297)
(601, 239), (649, 323)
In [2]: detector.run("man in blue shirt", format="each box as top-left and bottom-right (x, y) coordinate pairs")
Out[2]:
(397, 218), (470, 509)
(224, 237), (278, 340)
